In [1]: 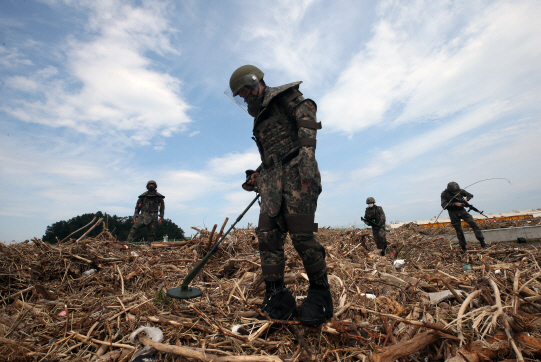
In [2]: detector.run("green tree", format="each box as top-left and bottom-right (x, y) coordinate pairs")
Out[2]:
(42, 211), (184, 243)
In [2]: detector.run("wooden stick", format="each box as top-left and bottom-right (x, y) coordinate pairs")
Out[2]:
(138, 336), (282, 361)
(206, 224), (218, 251)
(76, 217), (103, 242)
(116, 264), (125, 295)
(107, 299), (151, 321)
(363, 308), (455, 335)
(214, 217), (229, 245)
(488, 278), (525, 362)
(371, 331), (443, 362)
(70, 331), (135, 349)
(456, 290), (481, 345)
(59, 215), (97, 243)
(440, 278), (464, 304)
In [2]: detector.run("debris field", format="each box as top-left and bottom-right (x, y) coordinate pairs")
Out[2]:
(2, 217), (541, 361)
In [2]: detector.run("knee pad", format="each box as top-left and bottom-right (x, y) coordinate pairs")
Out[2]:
(291, 233), (326, 275)
(256, 227), (286, 251)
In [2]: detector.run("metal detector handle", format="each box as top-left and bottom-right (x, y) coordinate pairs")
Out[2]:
(180, 193), (260, 289)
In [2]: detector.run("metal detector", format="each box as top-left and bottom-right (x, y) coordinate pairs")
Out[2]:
(167, 192), (260, 300)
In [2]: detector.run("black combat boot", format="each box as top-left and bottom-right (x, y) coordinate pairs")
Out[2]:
(460, 245), (467, 254)
(479, 239), (488, 249)
(300, 273), (333, 327)
(380, 245), (388, 256)
(259, 280), (298, 321)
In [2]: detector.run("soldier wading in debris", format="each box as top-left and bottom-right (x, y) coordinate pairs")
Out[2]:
(127, 180), (165, 243)
(225, 65), (333, 326)
(441, 182), (487, 253)
(363, 197), (388, 256)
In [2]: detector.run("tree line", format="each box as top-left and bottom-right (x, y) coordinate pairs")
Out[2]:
(42, 211), (185, 243)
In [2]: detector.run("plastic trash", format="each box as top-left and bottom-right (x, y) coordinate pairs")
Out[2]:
(359, 293), (376, 300)
(393, 259), (406, 269)
(129, 326), (164, 362)
(82, 269), (97, 277)
(131, 251), (139, 257)
(129, 326), (164, 344)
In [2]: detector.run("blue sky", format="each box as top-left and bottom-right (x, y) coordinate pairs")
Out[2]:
(1, 0), (540, 242)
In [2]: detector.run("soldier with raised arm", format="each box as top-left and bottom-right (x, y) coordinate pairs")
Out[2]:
(441, 182), (487, 253)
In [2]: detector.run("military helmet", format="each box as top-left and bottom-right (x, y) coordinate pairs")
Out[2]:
(229, 65), (264, 96)
(366, 197), (375, 204)
(447, 182), (459, 192)
(146, 180), (157, 190)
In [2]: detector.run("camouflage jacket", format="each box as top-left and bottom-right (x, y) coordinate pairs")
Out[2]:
(364, 206), (386, 228)
(134, 191), (165, 224)
(252, 82), (320, 182)
(441, 189), (473, 211)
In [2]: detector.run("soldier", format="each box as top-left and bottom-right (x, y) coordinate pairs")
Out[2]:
(441, 182), (487, 253)
(226, 65), (332, 327)
(363, 197), (388, 256)
(127, 180), (165, 243)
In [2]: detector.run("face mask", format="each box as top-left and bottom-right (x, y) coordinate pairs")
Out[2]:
(245, 93), (264, 117)
(368, 203), (375, 207)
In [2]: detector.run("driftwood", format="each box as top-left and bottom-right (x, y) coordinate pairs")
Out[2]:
(2, 218), (541, 361)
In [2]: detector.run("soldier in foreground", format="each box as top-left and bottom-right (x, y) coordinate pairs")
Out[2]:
(226, 65), (332, 326)
(441, 182), (487, 253)
(362, 197), (388, 255)
(127, 180), (165, 243)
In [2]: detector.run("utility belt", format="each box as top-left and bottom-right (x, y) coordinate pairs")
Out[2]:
(264, 148), (300, 169)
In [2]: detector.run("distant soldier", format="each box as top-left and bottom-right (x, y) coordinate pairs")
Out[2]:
(363, 197), (388, 255)
(127, 180), (164, 243)
(441, 182), (487, 253)
(226, 65), (332, 327)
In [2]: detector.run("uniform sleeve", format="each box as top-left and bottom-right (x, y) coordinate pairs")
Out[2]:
(294, 99), (318, 181)
(159, 198), (165, 218)
(134, 197), (143, 217)
(441, 192), (451, 209)
(461, 190), (474, 200)
(378, 207), (386, 227)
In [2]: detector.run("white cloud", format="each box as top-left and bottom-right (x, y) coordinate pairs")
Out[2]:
(1, 1), (191, 145)
(319, 0), (541, 134)
(0, 45), (34, 68)
(206, 151), (261, 176)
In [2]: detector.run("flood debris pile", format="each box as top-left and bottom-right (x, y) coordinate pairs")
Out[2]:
(2, 222), (541, 361)
(419, 216), (541, 235)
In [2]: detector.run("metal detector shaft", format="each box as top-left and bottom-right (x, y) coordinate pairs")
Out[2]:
(179, 193), (260, 290)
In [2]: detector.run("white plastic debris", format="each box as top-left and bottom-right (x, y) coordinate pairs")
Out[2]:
(82, 269), (97, 277)
(393, 259), (406, 269)
(129, 326), (163, 361)
(129, 326), (164, 344)
(359, 293), (376, 300)
(131, 251), (139, 257)
(494, 269), (501, 274)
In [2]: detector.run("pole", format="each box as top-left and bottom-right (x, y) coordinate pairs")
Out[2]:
(167, 192), (260, 299)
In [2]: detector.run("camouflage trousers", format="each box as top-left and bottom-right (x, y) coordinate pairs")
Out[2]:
(371, 227), (387, 251)
(256, 158), (326, 282)
(127, 217), (157, 243)
(448, 209), (484, 248)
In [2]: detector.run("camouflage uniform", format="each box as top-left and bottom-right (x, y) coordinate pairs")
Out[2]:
(127, 191), (165, 243)
(441, 187), (484, 249)
(246, 82), (326, 283)
(364, 206), (387, 251)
